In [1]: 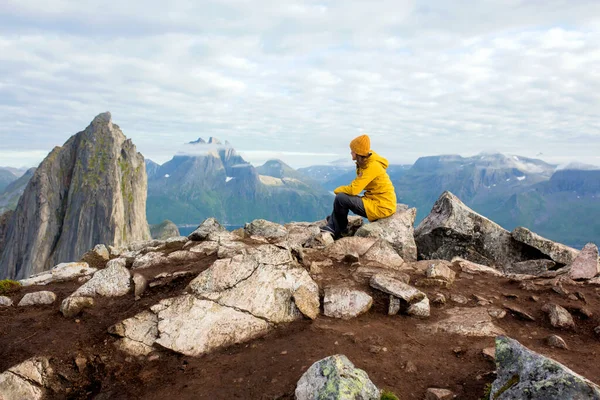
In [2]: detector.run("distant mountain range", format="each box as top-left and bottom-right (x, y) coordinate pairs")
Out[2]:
(301, 153), (600, 248)
(145, 138), (333, 225)
(2, 149), (599, 248)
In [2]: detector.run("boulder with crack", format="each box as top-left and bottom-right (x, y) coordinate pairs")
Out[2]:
(323, 287), (373, 320)
(415, 191), (544, 268)
(295, 354), (380, 400)
(361, 239), (405, 270)
(151, 295), (271, 356)
(0, 357), (53, 400)
(355, 206), (418, 261)
(188, 254), (259, 294)
(512, 227), (579, 265)
(420, 307), (505, 337)
(491, 336), (600, 399)
(109, 311), (159, 356)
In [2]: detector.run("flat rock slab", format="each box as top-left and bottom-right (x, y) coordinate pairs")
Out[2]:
(0, 296), (13, 307)
(452, 257), (503, 276)
(151, 295), (271, 357)
(491, 336), (600, 399)
(504, 304), (536, 321)
(323, 287), (373, 320)
(512, 226), (579, 265)
(420, 307), (505, 337)
(295, 354), (380, 400)
(568, 243), (600, 280)
(370, 274), (425, 304)
(244, 219), (288, 241)
(19, 262), (96, 286)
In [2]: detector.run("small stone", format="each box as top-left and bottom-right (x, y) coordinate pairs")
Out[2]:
(75, 355), (87, 374)
(426, 263), (456, 284)
(60, 296), (95, 318)
(407, 297), (430, 318)
(431, 293), (446, 305)
(293, 285), (320, 320)
(148, 355), (160, 361)
(425, 387), (455, 400)
(568, 243), (600, 280)
(594, 326), (600, 337)
(576, 292), (587, 302)
(473, 294), (491, 304)
(280, 351), (288, 355)
(133, 273), (148, 300)
(405, 361), (417, 373)
(482, 347), (496, 361)
(369, 345), (383, 354)
(388, 295), (401, 315)
(568, 294), (579, 301)
(488, 308), (507, 319)
(530, 295), (540, 302)
(450, 294), (468, 304)
(546, 335), (568, 349)
(542, 303), (575, 329)
(0, 296), (13, 307)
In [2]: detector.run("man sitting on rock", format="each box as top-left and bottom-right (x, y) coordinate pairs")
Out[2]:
(321, 134), (397, 239)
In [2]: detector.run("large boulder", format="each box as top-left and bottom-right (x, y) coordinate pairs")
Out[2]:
(295, 354), (380, 400)
(568, 243), (600, 280)
(512, 227), (579, 265)
(190, 246), (318, 324)
(415, 192), (542, 269)
(355, 206), (418, 261)
(244, 219), (288, 241)
(491, 336), (600, 399)
(0, 112), (151, 280)
(17, 291), (56, 306)
(150, 220), (180, 240)
(188, 217), (225, 241)
(0, 357), (53, 400)
(72, 258), (131, 297)
(151, 295), (271, 357)
(323, 287), (373, 320)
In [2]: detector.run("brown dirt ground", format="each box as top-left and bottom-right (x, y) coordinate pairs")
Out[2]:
(2, 250), (600, 400)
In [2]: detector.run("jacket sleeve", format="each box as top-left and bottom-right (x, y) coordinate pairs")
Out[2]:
(333, 165), (379, 196)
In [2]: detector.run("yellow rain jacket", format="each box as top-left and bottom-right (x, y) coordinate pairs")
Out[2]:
(333, 151), (397, 221)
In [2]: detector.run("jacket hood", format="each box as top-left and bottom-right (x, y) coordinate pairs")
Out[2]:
(369, 151), (389, 169)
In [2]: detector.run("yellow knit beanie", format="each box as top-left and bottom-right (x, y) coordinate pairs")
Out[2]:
(350, 135), (370, 156)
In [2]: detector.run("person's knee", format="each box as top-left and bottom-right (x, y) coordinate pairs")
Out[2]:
(334, 192), (349, 206)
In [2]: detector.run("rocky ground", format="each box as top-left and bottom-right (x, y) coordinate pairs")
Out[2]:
(1, 193), (600, 399)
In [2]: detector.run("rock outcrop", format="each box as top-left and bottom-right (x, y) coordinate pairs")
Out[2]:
(491, 336), (600, 399)
(415, 191), (544, 269)
(0, 112), (150, 279)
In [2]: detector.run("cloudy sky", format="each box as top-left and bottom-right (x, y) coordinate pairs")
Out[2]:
(1, 0), (599, 169)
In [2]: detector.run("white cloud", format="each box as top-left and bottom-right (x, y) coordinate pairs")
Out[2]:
(0, 0), (599, 169)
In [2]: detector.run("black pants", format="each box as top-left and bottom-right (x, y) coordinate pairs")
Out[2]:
(325, 193), (367, 238)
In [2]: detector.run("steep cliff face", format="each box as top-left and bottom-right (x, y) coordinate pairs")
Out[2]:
(0, 112), (150, 279)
